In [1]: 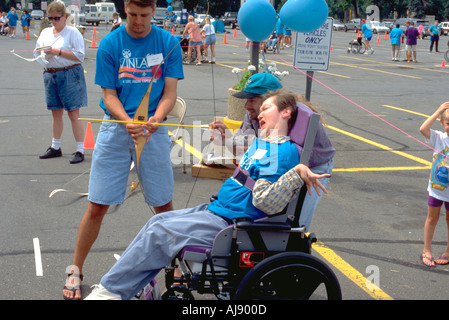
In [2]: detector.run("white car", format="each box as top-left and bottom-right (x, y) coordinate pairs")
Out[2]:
(195, 14), (215, 27)
(31, 10), (44, 20)
(370, 21), (390, 34)
(332, 19), (345, 31)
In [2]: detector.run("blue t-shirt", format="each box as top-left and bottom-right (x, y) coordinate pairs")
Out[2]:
(7, 12), (18, 27)
(208, 138), (300, 221)
(20, 13), (31, 26)
(390, 27), (403, 45)
(430, 24), (441, 35)
(95, 25), (184, 117)
(276, 19), (285, 34)
(361, 23), (372, 38)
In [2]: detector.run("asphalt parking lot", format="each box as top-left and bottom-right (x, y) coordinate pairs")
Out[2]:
(1, 22), (449, 303)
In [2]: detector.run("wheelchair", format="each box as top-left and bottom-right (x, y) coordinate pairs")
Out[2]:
(143, 104), (342, 301)
(347, 36), (367, 54)
(265, 39), (280, 54)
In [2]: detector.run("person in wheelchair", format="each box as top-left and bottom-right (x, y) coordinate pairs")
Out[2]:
(210, 73), (335, 232)
(85, 89), (331, 300)
(266, 31), (278, 51)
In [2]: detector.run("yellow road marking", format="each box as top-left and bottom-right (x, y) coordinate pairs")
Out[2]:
(331, 61), (422, 79)
(382, 104), (431, 118)
(313, 240), (394, 300)
(325, 125), (432, 166)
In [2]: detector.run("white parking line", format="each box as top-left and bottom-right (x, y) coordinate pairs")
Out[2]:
(33, 238), (43, 277)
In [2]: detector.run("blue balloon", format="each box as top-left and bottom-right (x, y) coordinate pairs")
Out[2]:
(237, 0), (277, 42)
(279, 0), (328, 33)
(167, 6), (173, 12)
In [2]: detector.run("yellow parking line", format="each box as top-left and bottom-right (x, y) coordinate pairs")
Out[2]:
(331, 61), (422, 79)
(325, 125), (432, 166)
(313, 240), (394, 300)
(382, 104), (431, 118)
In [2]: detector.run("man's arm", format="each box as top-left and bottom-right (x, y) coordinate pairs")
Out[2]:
(146, 76), (178, 134)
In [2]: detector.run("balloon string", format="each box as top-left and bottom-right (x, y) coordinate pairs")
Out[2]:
(275, 54), (445, 160)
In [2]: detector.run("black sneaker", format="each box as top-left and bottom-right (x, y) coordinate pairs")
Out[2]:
(39, 147), (62, 159)
(70, 151), (84, 164)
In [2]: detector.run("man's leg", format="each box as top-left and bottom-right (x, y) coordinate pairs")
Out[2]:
(63, 202), (109, 299)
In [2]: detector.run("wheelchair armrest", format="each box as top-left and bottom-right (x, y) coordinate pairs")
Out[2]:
(235, 221), (291, 231)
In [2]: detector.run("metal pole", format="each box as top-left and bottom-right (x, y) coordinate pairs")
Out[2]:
(305, 70), (313, 101)
(250, 41), (260, 73)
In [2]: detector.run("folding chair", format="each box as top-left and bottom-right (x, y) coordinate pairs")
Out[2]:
(167, 97), (187, 174)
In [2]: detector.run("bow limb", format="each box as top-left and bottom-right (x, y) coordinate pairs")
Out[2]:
(133, 81), (153, 171)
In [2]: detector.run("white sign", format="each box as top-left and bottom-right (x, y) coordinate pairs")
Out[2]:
(293, 17), (333, 71)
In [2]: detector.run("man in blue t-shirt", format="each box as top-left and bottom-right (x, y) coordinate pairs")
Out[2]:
(429, 21), (441, 53)
(361, 19), (373, 54)
(63, 0), (184, 300)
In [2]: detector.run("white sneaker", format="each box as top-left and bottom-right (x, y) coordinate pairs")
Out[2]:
(84, 284), (122, 300)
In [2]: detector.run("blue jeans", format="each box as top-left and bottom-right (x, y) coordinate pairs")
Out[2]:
(100, 204), (230, 299)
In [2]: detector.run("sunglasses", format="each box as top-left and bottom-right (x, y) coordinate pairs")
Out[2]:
(48, 16), (63, 21)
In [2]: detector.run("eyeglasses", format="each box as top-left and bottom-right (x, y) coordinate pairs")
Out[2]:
(48, 16), (63, 21)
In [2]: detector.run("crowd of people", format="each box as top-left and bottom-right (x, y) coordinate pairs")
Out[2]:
(0, 8), (31, 38)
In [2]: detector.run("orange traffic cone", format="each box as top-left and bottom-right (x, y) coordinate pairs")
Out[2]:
(330, 45), (333, 51)
(223, 31), (227, 44)
(357, 30), (360, 38)
(233, 28), (237, 37)
(26, 31), (30, 40)
(442, 60), (446, 68)
(90, 39), (98, 48)
(384, 31), (387, 39)
(83, 122), (95, 149)
(92, 27), (98, 39)
(376, 35), (380, 43)
(171, 26), (175, 35)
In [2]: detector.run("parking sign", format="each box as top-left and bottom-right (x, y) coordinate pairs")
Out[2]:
(293, 18), (333, 71)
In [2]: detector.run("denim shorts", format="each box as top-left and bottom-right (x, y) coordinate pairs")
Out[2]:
(204, 34), (216, 45)
(88, 115), (173, 206)
(43, 64), (88, 111)
(189, 41), (202, 47)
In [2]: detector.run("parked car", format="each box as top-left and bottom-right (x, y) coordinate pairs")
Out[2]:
(152, 7), (166, 27)
(394, 18), (430, 33)
(31, 10), (44, 20)
(370, 21), (390, 34)
(382, 19), (396, 30)
(344, 18), (361, 32)
(85, 4), (101, 26)
(195, 14), (215, 27)
(332, 19), (345, 31)
(439, 21), (449, 35)
(220, 12), (238, 27)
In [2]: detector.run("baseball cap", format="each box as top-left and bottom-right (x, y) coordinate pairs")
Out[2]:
(233, 73), (282, 99)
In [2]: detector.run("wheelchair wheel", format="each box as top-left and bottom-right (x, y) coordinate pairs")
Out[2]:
(445, 49), (449, 63)
(350, 43), (360, 54)
(274, 43), (280, 54)
(234, 252), (341, 300)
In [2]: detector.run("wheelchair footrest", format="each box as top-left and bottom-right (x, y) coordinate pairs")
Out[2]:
(235, 221), (291, 231)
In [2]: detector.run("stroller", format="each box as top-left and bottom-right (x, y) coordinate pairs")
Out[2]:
(176, 35), (205, 63)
